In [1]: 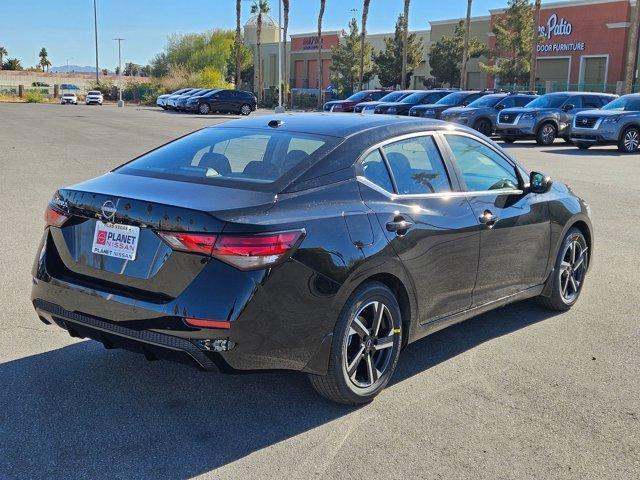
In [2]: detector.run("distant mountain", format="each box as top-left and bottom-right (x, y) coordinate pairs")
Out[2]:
(50, 65), (108, 74)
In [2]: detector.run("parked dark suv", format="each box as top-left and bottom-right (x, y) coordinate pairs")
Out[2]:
(440, 92), (537, 136)
(408, 90), (489, 119)
(185, 89), (257, 115)
(570, 94), (640, 152)
(374, 90), (455, 116)
(496, 92), (617, 145)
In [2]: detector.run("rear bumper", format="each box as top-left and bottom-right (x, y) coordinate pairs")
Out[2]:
(33, 299), (225, 371)
(31, 229), (336, 375)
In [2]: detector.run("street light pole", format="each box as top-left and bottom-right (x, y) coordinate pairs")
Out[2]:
(94, 0), (99, 83)
(275, 0), (285, 112)
(114, 38), (125, 107)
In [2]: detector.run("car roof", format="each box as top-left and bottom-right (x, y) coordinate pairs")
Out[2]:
(213, 112), (447, 139)
(545, 91), (614, 96)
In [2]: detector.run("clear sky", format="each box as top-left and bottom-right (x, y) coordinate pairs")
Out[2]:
(1, 0), (508, 70)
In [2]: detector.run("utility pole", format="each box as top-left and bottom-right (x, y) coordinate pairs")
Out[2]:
(624, 0), (640, 94)
(114, 38), (125, 107)
(529, 0), (541, 92)
(275, 0), (285, 112)
(94, 0), (99, 83)
(66, 57), (73, 72)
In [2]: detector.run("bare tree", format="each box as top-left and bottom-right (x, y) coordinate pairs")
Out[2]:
(358, 0), (371, 91)
(316, 0), (326, 109)
(624, 0), (640, 94)
(460, 0), (472, 89)
(401, 0), (410, 89)
(528, 0), (541, 91)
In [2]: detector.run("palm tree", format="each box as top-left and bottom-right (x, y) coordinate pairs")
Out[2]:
(4, 58), (22, 71)
(251, 0), (270, 103)
(38, 47), (49, 72)
(624, 0), (640, 93)
(283, 0), (290, 98)
(0, 47), (7, 70)
(460, 0), (472, 89)
(235, 0), (242, 88)
(316, 0), (326, 109)
(358, 0), (371, 91)
(401, 0), (410, 89)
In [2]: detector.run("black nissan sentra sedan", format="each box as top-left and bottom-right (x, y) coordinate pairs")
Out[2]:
(32, 114), (592, 405)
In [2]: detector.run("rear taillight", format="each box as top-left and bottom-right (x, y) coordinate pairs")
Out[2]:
(156, 232), (217, 255)
(45, 203), (69, 228)
(157, 230), (304, 271)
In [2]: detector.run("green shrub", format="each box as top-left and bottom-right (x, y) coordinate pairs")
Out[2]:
(24, 90), (46, 103)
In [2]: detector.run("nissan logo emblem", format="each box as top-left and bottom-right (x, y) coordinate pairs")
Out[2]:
(101, 200), (117, 221)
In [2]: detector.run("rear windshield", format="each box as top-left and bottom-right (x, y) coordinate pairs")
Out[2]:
(116, 127), (340, 191)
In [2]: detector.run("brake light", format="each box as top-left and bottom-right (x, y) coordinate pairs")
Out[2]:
(213, 231), (303, 270)
(45, 204), (69, 228)
(157, 230), (304, 270)
(156, 232), (217, 255)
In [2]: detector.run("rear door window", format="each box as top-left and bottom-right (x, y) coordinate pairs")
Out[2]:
(362, 149), (394, 192)
(382, 136), (451, 194)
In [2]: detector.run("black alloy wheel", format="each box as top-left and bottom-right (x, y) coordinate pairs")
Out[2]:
(538, 228), (588, 311)
(308, 282), (402, 405)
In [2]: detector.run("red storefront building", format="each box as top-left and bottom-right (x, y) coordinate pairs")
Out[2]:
(488, 0), (638, 90)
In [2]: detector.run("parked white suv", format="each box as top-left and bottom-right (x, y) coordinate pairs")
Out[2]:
(85, 90), (104, 105)
(60, 93), (78, 105)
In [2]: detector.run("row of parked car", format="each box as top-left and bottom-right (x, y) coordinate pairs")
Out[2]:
(156, 88), (258, 115)
(323, 89), (640, 153)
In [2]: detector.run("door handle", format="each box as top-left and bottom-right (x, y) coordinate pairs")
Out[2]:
(479, 210), (498, 227)
(386, 218), (413, 234)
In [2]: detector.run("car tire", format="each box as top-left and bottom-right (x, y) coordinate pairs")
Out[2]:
(500, 137), (516, 144)
(617, 126), (640, 153)
(474, 119), (492, 137)
(537, 228), (588, 311)
(198, 102), (211, 115)
(536, 122), (557, 145)
(240, 104), (252, 116)
(576, 142), (591, 150)
(308, 281), (403, 405)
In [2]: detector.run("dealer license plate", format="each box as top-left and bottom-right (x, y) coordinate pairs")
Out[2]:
(92, 221), (140, 261)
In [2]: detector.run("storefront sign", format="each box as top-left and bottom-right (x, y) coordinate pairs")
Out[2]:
(538, 13), (573, 39)
(537, 13), (584, 52)
(301, 37), (322, 50)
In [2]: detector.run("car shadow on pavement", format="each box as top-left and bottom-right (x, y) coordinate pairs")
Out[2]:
(539, 148), (624, 156)
(0, 299), (558, 479)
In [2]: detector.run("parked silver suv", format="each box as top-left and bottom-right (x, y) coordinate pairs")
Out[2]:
(571, 94), (640, 153)
(496, 92), (616, 145)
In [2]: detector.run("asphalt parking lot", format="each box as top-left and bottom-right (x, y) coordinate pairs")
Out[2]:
(1, 103), (638, 480)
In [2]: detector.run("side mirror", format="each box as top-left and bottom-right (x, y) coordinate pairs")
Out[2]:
(495, 103), (505, 110)
(529, 171), (553, 194)
(562, 103), (574, 111)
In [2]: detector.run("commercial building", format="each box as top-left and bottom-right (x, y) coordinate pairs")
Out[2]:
(243, 0), (639, 96)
